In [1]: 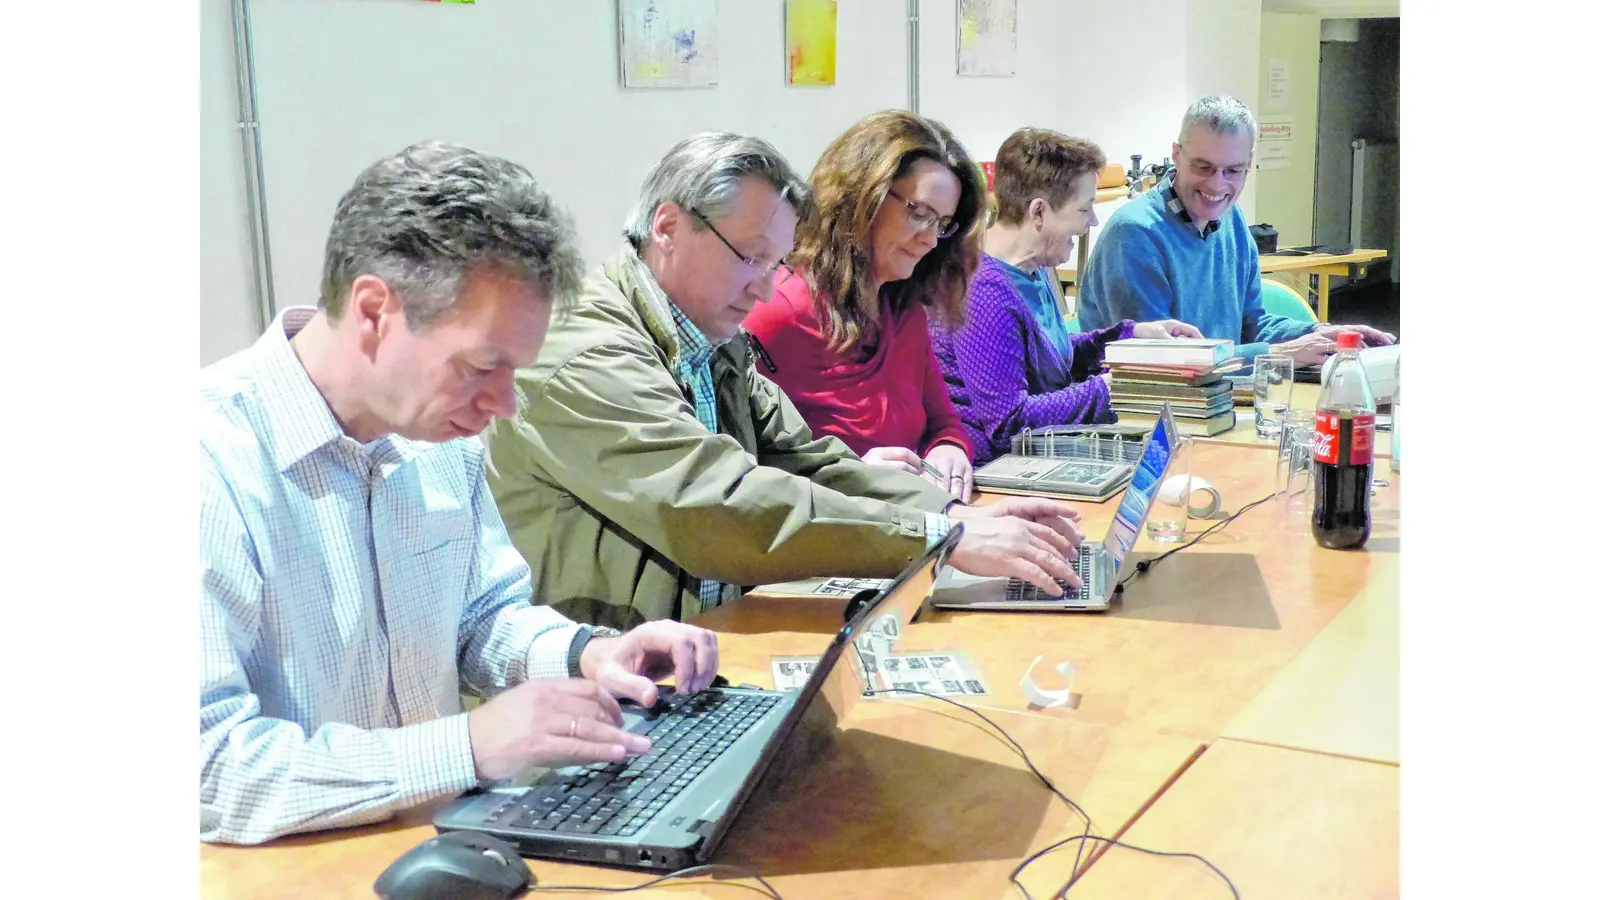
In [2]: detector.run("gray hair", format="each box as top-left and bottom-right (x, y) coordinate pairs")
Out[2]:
(320, 140), (585, 328)
(1178, 95), (1259, 147)
(623, 132), (813, 242)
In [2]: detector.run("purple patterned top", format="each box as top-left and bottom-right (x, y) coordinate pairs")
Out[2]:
(931, 254), (1135, 463)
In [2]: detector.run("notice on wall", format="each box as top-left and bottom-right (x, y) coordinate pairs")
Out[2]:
(1267, 58), (1291, 110)
(1258, 118), (1294, 170)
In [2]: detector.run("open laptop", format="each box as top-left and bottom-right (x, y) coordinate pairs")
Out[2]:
(431, 526), (960, 871)
(929, 403), (1179, 612)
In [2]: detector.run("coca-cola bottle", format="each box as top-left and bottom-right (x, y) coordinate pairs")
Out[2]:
(1312, 331), (1376, 549)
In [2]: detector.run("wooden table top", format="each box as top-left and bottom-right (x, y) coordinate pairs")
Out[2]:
(1258, 248), (1389, 274)
(1221, 555), (1399, 764)
(199, 704), (1201, 900)
(1055, 247), (1388, 282)
(198, 440), (1400, 897)
(709, 442), (1399, 742)
(1200, 381), (1395, 457)
(1064, 739), (1399, 898)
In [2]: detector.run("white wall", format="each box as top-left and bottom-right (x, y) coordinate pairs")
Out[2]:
(247, 0), (907, 324)
(1255, 11), (1322, 246)
(201, 0), (1262, 363)
(917, 0), (1189, 173)
(199, 0), (265, 364)
(1186, 0), (1262, 222)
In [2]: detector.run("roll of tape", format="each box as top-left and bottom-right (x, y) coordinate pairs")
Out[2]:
(1157, 474), (1223, 519)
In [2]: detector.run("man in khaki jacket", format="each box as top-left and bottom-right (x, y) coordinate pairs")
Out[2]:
(482, 132), (1084, 629)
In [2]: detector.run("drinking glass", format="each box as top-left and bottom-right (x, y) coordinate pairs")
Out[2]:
(1276, 410), (1316, 534)
(1145, 436), (1195, 543)
(1253, 354), (1295, 440)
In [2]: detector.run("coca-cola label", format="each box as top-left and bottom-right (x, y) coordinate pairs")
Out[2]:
(1314, 410), (1377, 465)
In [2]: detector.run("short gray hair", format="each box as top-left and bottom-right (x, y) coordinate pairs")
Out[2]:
(320, 140), (585, 328)
(1178, 95), (1259, 147)
(623, 132), (812, 242)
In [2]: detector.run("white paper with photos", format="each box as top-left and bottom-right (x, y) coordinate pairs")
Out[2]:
(769, 649), (990, 698)
(756, 576), (891, 597)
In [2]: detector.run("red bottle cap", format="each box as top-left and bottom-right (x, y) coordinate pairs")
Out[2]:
(1335, 331), (1361, 350)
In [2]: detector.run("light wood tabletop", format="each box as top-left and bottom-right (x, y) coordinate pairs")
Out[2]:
(711, 442), (1400, 742)
(1257, 248), (1389, 274)
(198, 439), (1400, 897)
(1055, 248), (1387, 284)
(199, 704), (1202, 900)
(1198, 382), (1396, 458)
(1064, 739), (1399, 899)
(1221, 555), (1399, 765)
(1057, 247), (1388, 320)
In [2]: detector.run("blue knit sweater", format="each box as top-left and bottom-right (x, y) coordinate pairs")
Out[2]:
(1077, 178), (1315, 361)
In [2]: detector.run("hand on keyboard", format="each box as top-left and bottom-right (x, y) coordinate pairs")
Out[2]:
(579, 621), (721, 705)
(467, 679), (653, 781)
(944, 515), (1084, 596)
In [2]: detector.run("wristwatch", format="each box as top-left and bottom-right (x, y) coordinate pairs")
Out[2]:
(566, 624), (623, 678)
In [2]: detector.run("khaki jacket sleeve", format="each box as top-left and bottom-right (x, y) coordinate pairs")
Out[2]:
(745, 371), (956, 512)
(504, 341), (933, 585)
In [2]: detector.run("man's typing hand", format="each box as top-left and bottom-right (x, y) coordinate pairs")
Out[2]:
(467, 679), (651, 781)
(580, 621), (720, 707)
(945, 502), (1086, 596)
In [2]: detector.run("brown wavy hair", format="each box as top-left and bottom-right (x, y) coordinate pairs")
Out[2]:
(787, 111), (985, 358)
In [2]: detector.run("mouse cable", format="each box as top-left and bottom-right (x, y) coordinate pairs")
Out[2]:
(874, 687), (1096, 894)
(877, 688), (1239, 900)
(1113, 490), (1281, 595)
(524, 862), (783, 899)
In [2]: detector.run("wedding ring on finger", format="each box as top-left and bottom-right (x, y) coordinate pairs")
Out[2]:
(568, 717), (577, 738)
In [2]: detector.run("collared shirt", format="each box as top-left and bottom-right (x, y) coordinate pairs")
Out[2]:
(1160, 175), (1221, 240)
(199, 307), (581, 845)
(665, 302), (730, 609)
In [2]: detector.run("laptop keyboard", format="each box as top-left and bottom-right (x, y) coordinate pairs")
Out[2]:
(473, 690), (783, 839)
(1002, 548), (1096, 603)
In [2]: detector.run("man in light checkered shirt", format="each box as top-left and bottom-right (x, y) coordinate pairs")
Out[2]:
(199, 142), (720, 845)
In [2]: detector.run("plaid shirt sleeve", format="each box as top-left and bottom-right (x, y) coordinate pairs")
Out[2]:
(199, 461), (479, 845)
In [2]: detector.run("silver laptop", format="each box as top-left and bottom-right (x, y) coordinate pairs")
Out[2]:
(431, 526), (959, 871)
(930, 404), (1179, 612)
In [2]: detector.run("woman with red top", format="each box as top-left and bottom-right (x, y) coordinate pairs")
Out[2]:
(744, 110), (986, 501)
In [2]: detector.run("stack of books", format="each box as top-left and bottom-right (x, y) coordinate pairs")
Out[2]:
(1103, 338), (1243, 437)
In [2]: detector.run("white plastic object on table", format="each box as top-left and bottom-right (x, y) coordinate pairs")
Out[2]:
(1156, 474), (1223, 519)
(1021, 655), (1079, 709)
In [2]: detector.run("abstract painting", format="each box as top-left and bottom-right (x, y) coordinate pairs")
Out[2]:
(785, 0), (837, 86)
(619, 0), (720, 89)
(956, 0), (1017, 77)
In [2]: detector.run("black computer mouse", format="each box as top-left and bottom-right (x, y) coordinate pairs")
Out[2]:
(373, 830), (533, 900)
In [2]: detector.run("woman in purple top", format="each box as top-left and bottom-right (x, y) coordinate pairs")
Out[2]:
(930, 128), (1201, 463)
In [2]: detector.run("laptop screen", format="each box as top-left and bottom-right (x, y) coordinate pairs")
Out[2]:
(696, 527), (959, 858)
(1103, 407), (1177, 577)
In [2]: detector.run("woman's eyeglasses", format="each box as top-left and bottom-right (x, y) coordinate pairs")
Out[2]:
(885, 189), (960, 239)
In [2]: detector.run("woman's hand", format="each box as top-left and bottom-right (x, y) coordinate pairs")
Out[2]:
(923, 443), (974, 503)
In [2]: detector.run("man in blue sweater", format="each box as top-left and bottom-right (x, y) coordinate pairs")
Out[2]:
(1078, 95), (1392, 366)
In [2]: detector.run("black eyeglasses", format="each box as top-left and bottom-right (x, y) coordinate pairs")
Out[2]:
(689, 209), (787, 279)
(885, 189), (961, 239)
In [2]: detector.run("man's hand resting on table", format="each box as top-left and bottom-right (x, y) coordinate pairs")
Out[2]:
(947, 499), (1086, 596)
(467, 621), (719, 781)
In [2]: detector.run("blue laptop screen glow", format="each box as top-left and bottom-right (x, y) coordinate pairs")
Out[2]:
(1104, 414), (1175, 575)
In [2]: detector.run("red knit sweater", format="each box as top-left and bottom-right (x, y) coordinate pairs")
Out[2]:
(743, 272), (973, 459)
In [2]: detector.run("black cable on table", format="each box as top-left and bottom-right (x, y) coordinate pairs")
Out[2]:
(877, 687), (1241, 897)
(1115, 491), (1281, 593)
